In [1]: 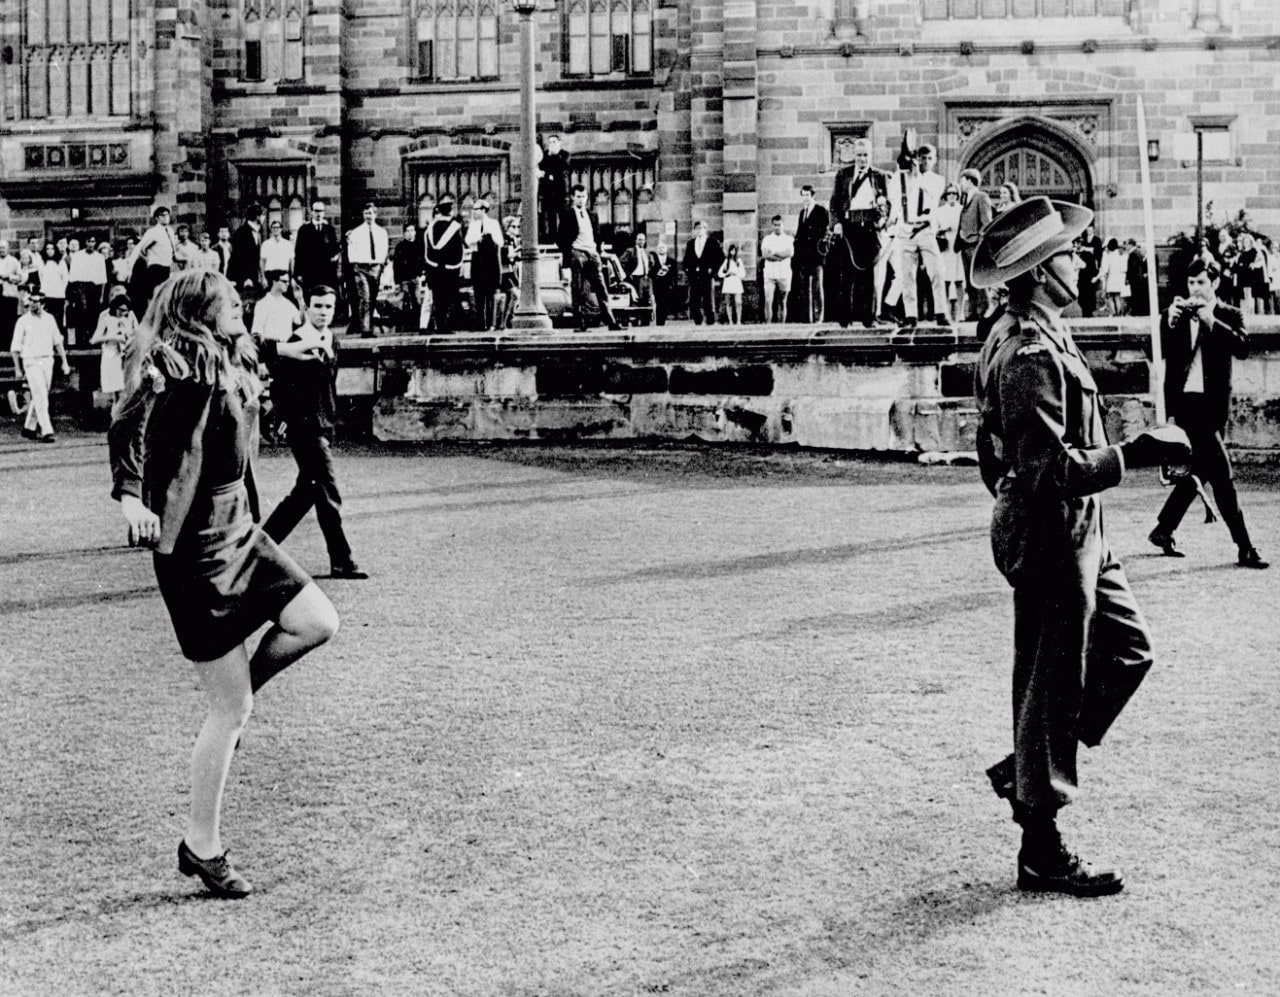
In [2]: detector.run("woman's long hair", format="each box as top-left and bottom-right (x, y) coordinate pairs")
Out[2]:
(120, 269), (258, 403)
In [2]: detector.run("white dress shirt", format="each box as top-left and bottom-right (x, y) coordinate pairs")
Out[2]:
(260, 236), (295, 274)
(1184, 315), (1205, 393)
(347, 222), (389, 265)
(251, 292), (302, 342)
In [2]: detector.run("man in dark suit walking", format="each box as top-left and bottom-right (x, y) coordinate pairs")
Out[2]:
(557, 184), (620, 331)
(1148, 258), (1268, 568)
(682, 221), (724, 326)
(829, 137), (889, 327)
(791, 185), (829, 322)
(954, 168), (993, 321)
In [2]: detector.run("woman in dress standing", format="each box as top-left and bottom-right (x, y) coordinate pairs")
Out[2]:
(1098, 238), (1127, 316)
(717, 244), (745, 325)
(90, 293), (136, 405)
(109, 270), (338, 899)
(933, 184), (964, 323)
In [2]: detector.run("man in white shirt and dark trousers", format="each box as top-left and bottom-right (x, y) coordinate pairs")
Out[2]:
(761, 215), (795, 323)
(10, 290), (70, 442)
(259, 219), (294, 283)
(67, 236), (109, 344)
(887, 143), (951, 328)
(127, 206), (177, 316)
(346, 202), (388, 338)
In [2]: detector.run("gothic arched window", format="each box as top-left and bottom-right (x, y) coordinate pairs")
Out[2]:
(565, 0), (652, 77)
(242, 0), (307, 83)
(413, 0), (499, 81)
(19, 0), (132, 119)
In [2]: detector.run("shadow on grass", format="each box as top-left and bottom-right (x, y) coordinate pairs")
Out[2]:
(0, 888), (233, 942)
(0, 543), (141, 568)
(827, 878), (1026, 959)
(0, 584), (154, 617)
(593, 527), (988, 585)
(346, 486), (655, 523)
(763, 586), (1007, 639)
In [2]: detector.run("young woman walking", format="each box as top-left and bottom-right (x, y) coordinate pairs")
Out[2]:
(109, 270), (339, 899)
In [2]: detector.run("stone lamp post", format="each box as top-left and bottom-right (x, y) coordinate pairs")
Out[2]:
(510, 0), (553, 330)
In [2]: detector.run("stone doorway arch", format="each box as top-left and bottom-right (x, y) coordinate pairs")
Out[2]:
(955, 112), (1101, 209)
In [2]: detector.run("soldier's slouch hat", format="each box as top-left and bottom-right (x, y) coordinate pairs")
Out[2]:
(970, 195), (1092, 288)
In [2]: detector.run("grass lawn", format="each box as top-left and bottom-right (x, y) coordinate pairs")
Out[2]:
(2, 432), (1277, 996)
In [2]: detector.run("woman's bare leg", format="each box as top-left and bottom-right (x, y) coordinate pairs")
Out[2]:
(249, 582), (339, 693)
(186, 645), (254, 858)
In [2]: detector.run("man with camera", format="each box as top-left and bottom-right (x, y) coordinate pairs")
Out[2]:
(1147, 258), (1268, 568)
(828, 137), (889, 327)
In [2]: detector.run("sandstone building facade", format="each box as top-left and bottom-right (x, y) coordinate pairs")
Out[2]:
(0, 0), (1275, 273)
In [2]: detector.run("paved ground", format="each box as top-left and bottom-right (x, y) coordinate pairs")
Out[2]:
(1, 428), (1278, 996)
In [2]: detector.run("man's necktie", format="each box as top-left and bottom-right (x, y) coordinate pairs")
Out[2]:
(917, 186), (925, 220)
(368, 227), (376, 261)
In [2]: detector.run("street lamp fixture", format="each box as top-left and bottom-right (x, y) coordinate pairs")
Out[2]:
(510, 0), (553, 329)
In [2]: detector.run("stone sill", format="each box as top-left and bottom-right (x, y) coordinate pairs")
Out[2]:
(336, 318), (1280, 366)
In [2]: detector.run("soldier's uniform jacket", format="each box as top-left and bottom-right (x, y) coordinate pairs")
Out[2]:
(975, 304), (1125, 587)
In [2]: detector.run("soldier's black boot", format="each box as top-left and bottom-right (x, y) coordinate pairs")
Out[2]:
(1016, 817), (1123, 898)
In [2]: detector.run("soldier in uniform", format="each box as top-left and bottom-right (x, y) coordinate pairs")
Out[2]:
(972, 196), (1191, 897)
(828, 137), (889, 327)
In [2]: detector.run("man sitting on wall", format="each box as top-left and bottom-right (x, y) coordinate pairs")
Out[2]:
(558, 184), (621, 332)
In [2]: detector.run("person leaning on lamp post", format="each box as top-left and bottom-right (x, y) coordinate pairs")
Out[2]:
(971, 196), (1193, 897)
(1146, 257), (1268, 569)
(11, 289), (71, 442)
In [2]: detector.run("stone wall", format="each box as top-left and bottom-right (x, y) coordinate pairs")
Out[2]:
(353, 320), (1280, 457)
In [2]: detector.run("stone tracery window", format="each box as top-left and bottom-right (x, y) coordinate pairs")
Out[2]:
(565, 0), (651, 77)
(19, 0), (133, 119)
(242, 0), (306, 83)
(920, 0), (1127, 15)
(413, 0), (500, 82)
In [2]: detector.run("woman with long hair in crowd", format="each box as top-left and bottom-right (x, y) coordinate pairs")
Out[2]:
(718, 243), (745, 324)
(109, 269), (339, 899)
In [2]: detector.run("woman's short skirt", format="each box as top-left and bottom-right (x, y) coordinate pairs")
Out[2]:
(154, 481), (311, 661)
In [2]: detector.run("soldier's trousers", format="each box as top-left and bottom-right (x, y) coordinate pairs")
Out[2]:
(1010, 543), (1153, 813)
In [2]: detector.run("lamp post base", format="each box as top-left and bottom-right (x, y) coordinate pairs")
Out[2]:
(510, 308), (554, 331)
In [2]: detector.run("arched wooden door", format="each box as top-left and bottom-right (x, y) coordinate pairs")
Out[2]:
(968, 125), (1093, 207)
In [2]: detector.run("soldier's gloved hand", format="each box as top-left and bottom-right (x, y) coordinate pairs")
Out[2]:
(1120, 425), (1192, 468)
